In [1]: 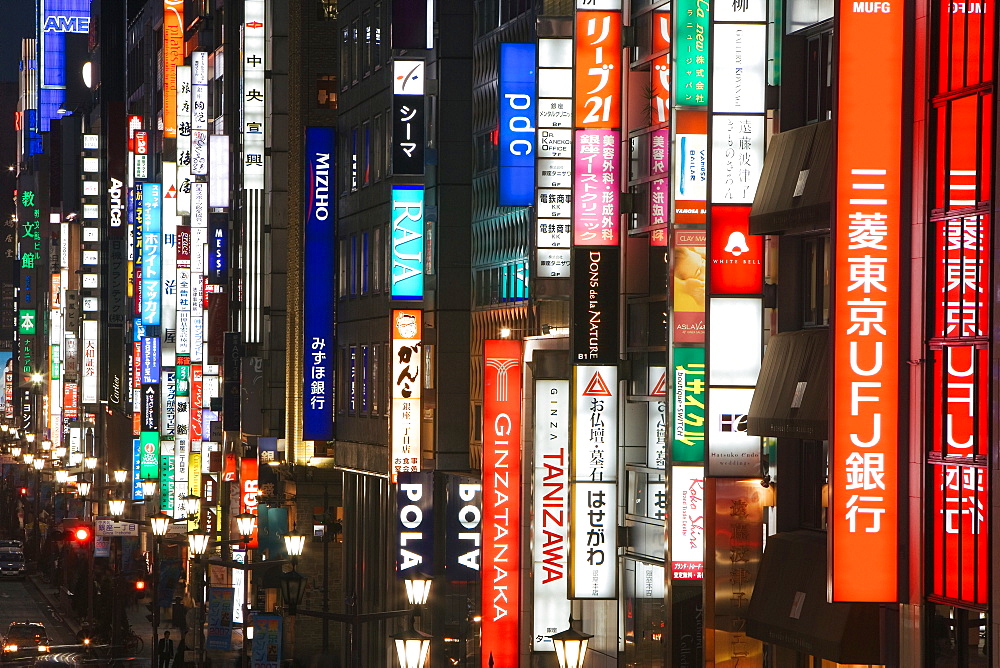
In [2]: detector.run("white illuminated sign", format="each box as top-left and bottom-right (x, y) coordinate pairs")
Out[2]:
(570, 481), (617, 598)
(572, 365), (618, 482)
(708, 298), (762, 386)
(712, 25), (767, 114)
(536, 39), (574, 273)
(176, 66), (192, 216)
(242, 0), (265, 190)
(710, 114), (765, 204)
(707, 387), (760, 477)
(82, 320), (98, 403)
(647, 366), (667, 469)
(671, 465), (704, 580)
(532, 379), (570, 651)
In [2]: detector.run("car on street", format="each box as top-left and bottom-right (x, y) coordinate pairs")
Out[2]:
(1, 622), (49, 661)
(0, 549), (25, 579)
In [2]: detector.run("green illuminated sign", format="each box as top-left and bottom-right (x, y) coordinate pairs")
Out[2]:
(18, 309), (36, 335)
(674, 0), (710, 105)
(140, 431), (160, 479)
(672, 346), (706, 461)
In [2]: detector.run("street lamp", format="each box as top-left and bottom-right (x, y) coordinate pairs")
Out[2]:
(234, 512), (256, 540)
(53, 446), (66, 459)
(141, 479), (157, 499)
(32, 457), (43, 470)
(404, 578), (432, 608)
(279, 569), (306, 616)
(25, 433), (34, 444)
(392, 618), (431, 668)
(10, 445), (21, 458)
(77, 481), (91, 498)
(182, 493), (202, 519)
(549, 617), (593, 668)
(114, 469), (128, 484)
(23, 453), (33, 466)
(150, 511), (172, 537)
(85, 456), (98, 470)
(55, 469), (69, 484)
(284, 529), (306, 564)
(149, 511), (172, 668)
(40, 440), (51, 451)
(108, 498), (127, 517)
(188, 531), (210, 556)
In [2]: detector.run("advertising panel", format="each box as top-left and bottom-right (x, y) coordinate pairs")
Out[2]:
(499, 43), (537, 206)
(571, 247), (619, 364)
(140, 431), (159, 478)
(647, 366), (667, 469)
(831, 0), (903, 601)
(572, 365), (618, 482)
(82, 320), (99, 403)
(240, 458), (259, 548)
(710, 115), (765, 204)
(673, 229), (706, 342)
(445, 477), (482, 582)
(243, 0), (266, 189)
(391, 311), (422, 480)
(163, 0), (184, 138)
(303, 128), (336, 440)
(709, 206), (763, 294)
(396, 471), (434, 578)
(391, 186), (425, 300)
(672, 347), (706, 462)
(930, 463), (988, 605)
(574, 11), (622, 128)
(674, 0), (710, 105)
(671, 465), (704, 580)
(569, 481), (617, 598)
(482, 340), (522, 668)
(673, 111), (708, 224)
(573, 130), (621, 245)
(392, 61), (425, 176)
(532, 379), (570, 651)
(141, 183), (162, 325)
(707, 387), (759, 477)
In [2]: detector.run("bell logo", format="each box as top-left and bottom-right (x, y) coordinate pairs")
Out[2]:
(724, 231), (751, 257)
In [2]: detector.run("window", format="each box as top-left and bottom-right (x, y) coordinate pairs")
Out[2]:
(316, 75), (338, 109)
(362, 121), (371, 186)
(804, 30), (834, 124)
(349, 345), (357, 413)
(351, 127), (359, 191)
(373, 114), (383, 181)
(350, 234), (358, 297)
(362, 232), (370, 294)
(338, 239), (348, 297)
(361, 345), (369, 413)
(352, 18), (361, 84)
(372, 226), (383, 293)
(318, 0), (338, 20)
(340, 28), (350, 90)
(373, 3), (383, 70)
(371, 343), (380, 415)
(363, 10), (372, 77)
(801, 235), (830, 326)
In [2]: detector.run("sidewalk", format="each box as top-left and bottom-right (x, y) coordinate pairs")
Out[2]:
(29, 571), (243, 667)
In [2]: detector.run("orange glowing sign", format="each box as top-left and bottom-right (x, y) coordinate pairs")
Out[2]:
(163, 0), (185, 139)
(831, 0), (904, 602)
(574, 11), (622, 129)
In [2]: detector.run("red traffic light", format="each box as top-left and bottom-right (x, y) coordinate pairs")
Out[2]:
(19, 488), (26, 496)
(72, 527), (91, 542)
(134, 580), (146, 591)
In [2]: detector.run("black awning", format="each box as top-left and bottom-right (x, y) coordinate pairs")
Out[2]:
(749, 121), (833, 235)
(747, 328), (828, 440)
(746, 530), (882, 665)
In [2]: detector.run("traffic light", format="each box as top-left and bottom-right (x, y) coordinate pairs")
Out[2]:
(18, 488), (26, 496)
(134, 580), (147, 598)
(66, 524), (92, 544)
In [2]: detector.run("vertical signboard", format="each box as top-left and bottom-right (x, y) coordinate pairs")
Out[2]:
(570, 364), (618, 599)
(482, 340), (522, 667)
(930, 463), (988, 605)
(141, 184), (163, 325)
(303, 128), (336, 440)
(391, 311), (422, 480)
(532, 379), (570, 652)
(674, 0), (710, 105)
(163, 0), (184, 138)
(242, 0), (266, 189)
(831, 0), (903, 602)
(240, 458), (259, 548)
(392, 61), (425, 176)
(445, 477), (482, 582)
(647, 366), (667, 469)
(536, 38), (574, 278)
(390, 186), (424, 300)
(671, 465), (705, 580)
(571, 247), (619, 364)
(499, 43), (536, 206)
(396, 471), (434, 578)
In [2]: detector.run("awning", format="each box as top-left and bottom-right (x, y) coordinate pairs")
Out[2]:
(749, 121), (833, 235)
(747, 328), (828, 440)
(746, 530), (882, 665)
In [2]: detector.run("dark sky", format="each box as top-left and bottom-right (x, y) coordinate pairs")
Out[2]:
(0, 0), (35, 83)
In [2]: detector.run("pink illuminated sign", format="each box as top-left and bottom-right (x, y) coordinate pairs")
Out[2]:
(573, 129), (620, 246)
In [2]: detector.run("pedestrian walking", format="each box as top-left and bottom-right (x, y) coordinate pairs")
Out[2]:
(157, 631), (175, 668)
(172, 596), (188, 636)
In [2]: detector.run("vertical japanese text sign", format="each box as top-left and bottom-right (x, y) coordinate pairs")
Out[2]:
(831, 0), (904, 602)
(482, 340), (522, 667)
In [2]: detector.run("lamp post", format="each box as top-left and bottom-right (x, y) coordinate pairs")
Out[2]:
(150, 511), (171, 668)
(109, 496), (127, 657)
(233, 513), (256, 668)
(549, 617), (593, 668)
(392, 619), (432, 668)
(188, 530), (210, 668)
(278, 530), (307, 664)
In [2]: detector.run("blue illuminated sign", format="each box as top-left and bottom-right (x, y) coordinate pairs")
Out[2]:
(141, 183), (162, 325)
(303, 127), (336, 440)
(209, 214), (228, 284)
(38, 0), (91, 131)
(391, 186), (424, 301)
(132, 439), (143, 500)
(498, 43), (537, 206)
(141, 336), (161, 384)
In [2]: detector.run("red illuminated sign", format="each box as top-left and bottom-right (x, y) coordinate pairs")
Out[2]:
(931, 463), (988, 605)
(574, 11), (622, 129)
(482, 340), (522, 668)
(831, 0), (904, 602)
(240, 458), (259, 548)
(709, 206), (762, 294)
(63, 382), (79, 420)
(651, 11), (670, 124)
(135, 130), (149, 155)
(163, 0), (185, 138)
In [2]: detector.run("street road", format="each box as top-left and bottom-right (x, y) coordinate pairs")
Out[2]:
(0, 577), (77, 666)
